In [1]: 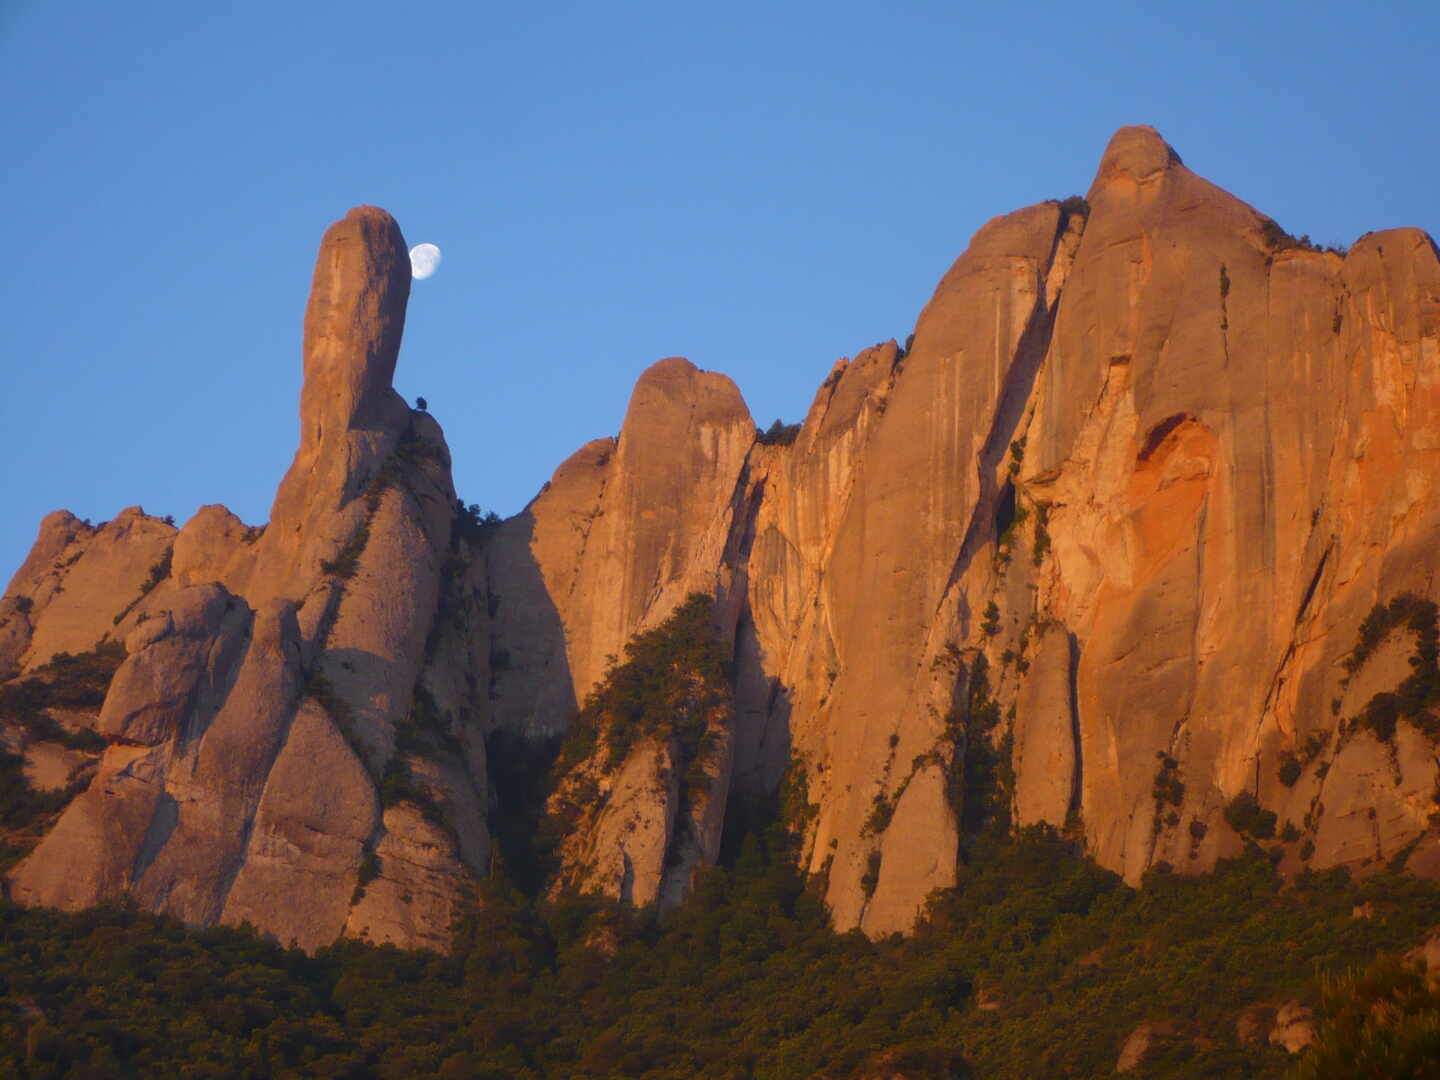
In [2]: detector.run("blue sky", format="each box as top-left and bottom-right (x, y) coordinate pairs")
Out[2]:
(3, 1), (1436, 582)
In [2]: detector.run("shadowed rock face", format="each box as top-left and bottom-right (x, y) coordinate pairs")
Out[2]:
(488, 356), (755, 739)
(7, 128), (1440, 947)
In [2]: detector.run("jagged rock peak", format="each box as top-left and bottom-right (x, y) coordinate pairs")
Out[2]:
(300, 205), (412, 444)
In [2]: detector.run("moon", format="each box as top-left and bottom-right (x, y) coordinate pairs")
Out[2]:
(409, 243), (442, 280)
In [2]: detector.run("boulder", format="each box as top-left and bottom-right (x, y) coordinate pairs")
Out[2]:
(1268, 1000), (1316, 1053)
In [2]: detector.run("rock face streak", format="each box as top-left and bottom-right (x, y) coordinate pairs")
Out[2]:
(6, 128), (1440, 946)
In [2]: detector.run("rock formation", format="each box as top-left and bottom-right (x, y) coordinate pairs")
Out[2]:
(2, 207), (489, 951)
(5, 127), (1440, 949)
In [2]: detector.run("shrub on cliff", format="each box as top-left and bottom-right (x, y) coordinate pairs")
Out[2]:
(1224, 790), (1278, 840)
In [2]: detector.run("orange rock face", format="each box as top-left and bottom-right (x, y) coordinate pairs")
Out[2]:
(489, 126), (1440, 929)
(6, 128), (1440, 947)
(4, 207), (487, 952)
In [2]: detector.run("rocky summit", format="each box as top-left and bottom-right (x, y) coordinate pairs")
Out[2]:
(5, 127), (1440, 952)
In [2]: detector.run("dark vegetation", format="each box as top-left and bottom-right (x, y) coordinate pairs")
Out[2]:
(553, 595), (730, 783)
(0, 644), (126, 729)
(3, 828), (1439, 1078)
(1224, 791), (1278, 841)
(1152, 752), (1185, 835)
(1291, 952), (1440, 1079)
(6, 601), (1440, 1075)
(321, 522), (371, 580)
(1277, 752), (1303, 787)
(1339, 593), (1440, 743)
(1258, 218), (1349, 257)
(550, 597), (731, 878)
(0, 751), (87, 855)
(112, 546), (173, 625)
(953, 656), (1011, 839)
(1053, 194), (1089, 235)
(451, 501), (501, 547)
(1031, 504), (1050, 566)
(755, 419), (802, 447)
(979, 601), (1000, 637)
(0, 643), (123, 870)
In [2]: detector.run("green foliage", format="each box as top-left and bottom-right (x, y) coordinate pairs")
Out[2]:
(1151, 752), (1185, 837)
(352, 849), (382, 903)
(452, 500), (501, 547)
(321, 520), (370, 579)
(394, 434), (446, 468)
(942, 655), (1012, 840)
(357, 849), (380, 887)
(1054, 195), (1090, 231)
(1031, 504), (1051, 566)
(860, 850), (882, 899)
(556, 594), (730, 780)
(1224, 791), (1278, 840)
(1287, 953), (1440, 1079)
(112, 546), (174, 625)
(994, 494), (1028, 570)
(862, 791), (895, 836)
(1007, 435), (1026, 476)
(1277, 752), (1303, 787)
(484, 728), (563, 898)
(1345, 593), (1436, 672)
(755, 418), (802, 446)
(3, 827), (1440, 1077)
(379, 755), (446, 829)
(303, 670), (377, 773)
(0, 750), (87, 834)
(0, 643), (123, 877)
(1259, 218), (1348, 257)
(980, 601), (1001, 637)
(0, 643), (122, 753)
(1153, 753), (1185, 806)
(544, 595), (734, 895)
(1341, 594), (1440, 743)
(776, 760), (818, 841)
(304, 670), (352, 730)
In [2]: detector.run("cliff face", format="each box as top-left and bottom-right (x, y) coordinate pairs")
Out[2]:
(2, 207), (489, 951)
(490, 125), (1440, 933)
(5, 127), (1440, 948)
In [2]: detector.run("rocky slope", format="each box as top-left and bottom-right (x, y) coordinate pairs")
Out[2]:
(4, 126), (1440, 949)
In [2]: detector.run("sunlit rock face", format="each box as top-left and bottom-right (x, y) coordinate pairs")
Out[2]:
(494, 125), (1440, 932)
(7, 126), (1440, 949)
(4, 207), (488, 952)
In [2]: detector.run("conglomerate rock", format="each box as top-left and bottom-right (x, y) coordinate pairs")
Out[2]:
(7, 127), (1440, 947)
(4, 207), (487, 951)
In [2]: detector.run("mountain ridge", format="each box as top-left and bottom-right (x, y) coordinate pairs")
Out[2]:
(4, 125), (1440, 950)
